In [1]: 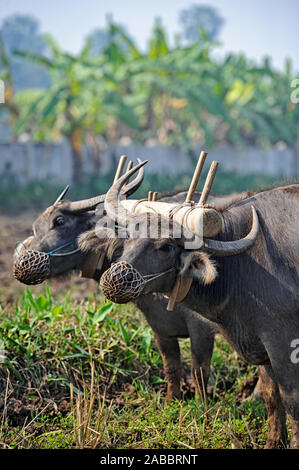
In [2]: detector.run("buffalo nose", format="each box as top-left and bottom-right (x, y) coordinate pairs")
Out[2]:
(13, 249), (50, 285)
(100, 261), (145, 304)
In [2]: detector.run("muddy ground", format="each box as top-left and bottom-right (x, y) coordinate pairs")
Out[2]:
(0, 212), (96, 305)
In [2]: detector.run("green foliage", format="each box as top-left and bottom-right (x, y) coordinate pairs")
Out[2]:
(1, 16), (297, 158)
(12, 33), (139, 142)
(0, 286), (276, 449)
(0, 169), (281, 212)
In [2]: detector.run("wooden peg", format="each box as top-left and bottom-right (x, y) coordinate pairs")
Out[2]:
(126, 160), (133, 173)
(198, 161), (219, 206)
(148, 191), (153, 201)
(152, 192), (158, 201)
(113, 155), (127, 183)
(185, 151), (208, 203)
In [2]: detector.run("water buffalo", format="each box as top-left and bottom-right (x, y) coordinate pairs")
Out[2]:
(13, 162), (226, 401)
(13, 161), (262, 402)
(100, 162), (299, 448)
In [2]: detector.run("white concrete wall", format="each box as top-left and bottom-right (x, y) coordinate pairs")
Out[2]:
(0, 139), (297, 184)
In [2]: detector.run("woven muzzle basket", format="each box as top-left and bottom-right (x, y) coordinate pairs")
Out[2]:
(13, 249), (50, 285)
(100, 262), (145, 304)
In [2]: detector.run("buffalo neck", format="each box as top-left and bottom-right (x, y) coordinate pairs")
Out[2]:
(183, 185), (299, 328)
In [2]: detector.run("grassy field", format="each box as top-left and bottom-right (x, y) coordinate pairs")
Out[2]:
(0, 284), (275, 450)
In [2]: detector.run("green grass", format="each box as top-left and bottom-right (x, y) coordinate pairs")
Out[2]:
(0, 169), (284, 213)
(0, 285), (273, 449)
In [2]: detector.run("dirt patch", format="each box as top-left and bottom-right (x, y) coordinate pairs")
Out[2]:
(0, 213), (97, 306)
(0, 396), (72, 427)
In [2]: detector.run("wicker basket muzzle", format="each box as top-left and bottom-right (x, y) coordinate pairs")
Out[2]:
(100, 261), (145, 304)
(13, 249), (51, 285)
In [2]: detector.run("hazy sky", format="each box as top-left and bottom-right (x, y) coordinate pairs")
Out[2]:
(0, 0), (298, 71)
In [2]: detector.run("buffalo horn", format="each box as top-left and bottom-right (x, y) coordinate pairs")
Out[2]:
(104, 160), (148, 226)
(54, 185), (70, 205)
(202, 206), (259, 256)
(65, 159), (145, 213)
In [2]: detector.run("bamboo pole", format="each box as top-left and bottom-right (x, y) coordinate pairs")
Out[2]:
(198, 161), (219, 206)
(113, 155), (127, 183)
(185, 151), (208, 203)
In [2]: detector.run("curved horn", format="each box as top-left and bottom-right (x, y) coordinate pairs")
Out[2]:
(65, 159), (145, 213)
(202, 206), (259, 256)
(120, 158), (145, 198)
(104, 160), (148, 226)
(64, 194), (106, 213)
(54, 185), (70, 205)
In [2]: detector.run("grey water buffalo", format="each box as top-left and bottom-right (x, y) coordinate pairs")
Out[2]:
(13, 162), (232, 401)
(100, 162), (299, 448)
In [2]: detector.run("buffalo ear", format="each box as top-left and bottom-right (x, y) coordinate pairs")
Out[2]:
(179, 251), (218, 285)
(78, 226), (117, 252)
(77, 225), (125, 261)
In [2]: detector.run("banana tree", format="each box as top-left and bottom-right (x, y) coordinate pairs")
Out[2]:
(9, 20), (299, 176)
(13, 34), (139, 183)
(212, 53), (299, 148)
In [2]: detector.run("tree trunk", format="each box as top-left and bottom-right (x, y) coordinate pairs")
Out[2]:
(145, 85), (155, 131)
(70, 128), (83, 184)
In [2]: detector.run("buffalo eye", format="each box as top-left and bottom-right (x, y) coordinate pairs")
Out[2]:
(53, 216), (65, 227)
(159, 243), (174, 253)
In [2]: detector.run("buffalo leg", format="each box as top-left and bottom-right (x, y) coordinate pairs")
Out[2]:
(288, 416), (299, 449)
(251, 375), (263, 400)
(153, 333), (182, 401)
(258, 365), (288, 449)
(265, 336), (299, 448)
(276, 380), (299, 448)
(190, 344), (213, 400)
(190, 352), (210, 401)
(189, 325), (214, 399)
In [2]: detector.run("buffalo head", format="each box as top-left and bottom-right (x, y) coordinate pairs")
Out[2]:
(13, 160), (145, 285)
(99, 163), (260, 305)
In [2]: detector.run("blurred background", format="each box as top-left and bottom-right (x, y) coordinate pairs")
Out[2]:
(0, 2), (298, 445)
(0, 0), (298, 208)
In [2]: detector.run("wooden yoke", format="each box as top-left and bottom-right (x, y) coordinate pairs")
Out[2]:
(167, 157), (220, 311)
(121, 154), (222, 238)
